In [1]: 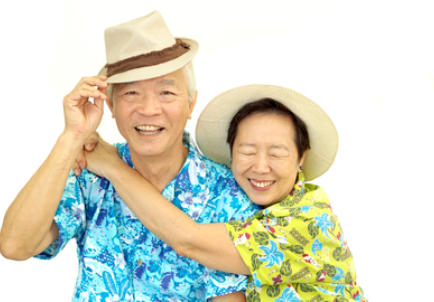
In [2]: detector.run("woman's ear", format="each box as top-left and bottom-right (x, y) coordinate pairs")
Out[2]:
(298, 151), (307, 172)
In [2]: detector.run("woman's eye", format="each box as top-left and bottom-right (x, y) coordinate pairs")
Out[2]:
(240, 151), (255, 156)
(124, 90), (138, 96)
(269, 152), (289, 158)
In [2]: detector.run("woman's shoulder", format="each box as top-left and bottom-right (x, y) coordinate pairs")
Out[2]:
(259, 183), (332, 220)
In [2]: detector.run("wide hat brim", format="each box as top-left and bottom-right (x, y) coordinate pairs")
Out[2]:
(98, 37), (198, 84)
(196, 84), (339, 181)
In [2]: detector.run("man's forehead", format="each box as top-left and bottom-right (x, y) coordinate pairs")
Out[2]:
(117, 77), (178, 88)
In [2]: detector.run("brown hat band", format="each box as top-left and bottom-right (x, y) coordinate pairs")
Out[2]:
(105, 39), (190, 77)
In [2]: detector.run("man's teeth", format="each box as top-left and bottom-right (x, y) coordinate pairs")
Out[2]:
(135, 125), (161, 131)
(250, 180), (274, 188)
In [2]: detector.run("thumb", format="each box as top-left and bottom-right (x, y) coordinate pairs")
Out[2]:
(84, 132), (99, 151)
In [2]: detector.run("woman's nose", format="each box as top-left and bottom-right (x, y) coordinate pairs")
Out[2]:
(251, 154), (271, 174)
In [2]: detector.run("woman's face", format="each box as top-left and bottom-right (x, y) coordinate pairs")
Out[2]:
(231, 112), (305, 206)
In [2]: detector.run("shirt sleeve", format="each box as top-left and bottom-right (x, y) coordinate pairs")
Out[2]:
(205, 269), (247, 300)
(34, 170), (87, 259)
(214, 175), (260, 222)
(204, 174), (260, 299)
(225, 189), (358, 287)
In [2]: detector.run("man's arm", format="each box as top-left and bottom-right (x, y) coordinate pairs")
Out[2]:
(212, 292), (246, 302)
(0, 76), (107, 260)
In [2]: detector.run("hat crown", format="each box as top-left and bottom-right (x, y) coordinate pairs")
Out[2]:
(104, 11), (176, 64)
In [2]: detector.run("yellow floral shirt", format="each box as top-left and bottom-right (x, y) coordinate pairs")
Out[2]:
(225, 174), (367, 301)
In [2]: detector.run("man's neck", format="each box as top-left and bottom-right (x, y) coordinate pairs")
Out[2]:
(130, 143), (189, 192)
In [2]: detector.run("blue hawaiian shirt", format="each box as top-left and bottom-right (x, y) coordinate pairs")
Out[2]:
(35, 133), (259, 301)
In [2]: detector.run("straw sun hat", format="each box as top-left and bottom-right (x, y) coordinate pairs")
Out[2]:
(99, 11), (198, 83)
(196, 84), (339, 181)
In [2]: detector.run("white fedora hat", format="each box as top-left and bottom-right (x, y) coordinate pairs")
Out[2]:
(99, 11), (198, 83)
(196, 84), (338, 181)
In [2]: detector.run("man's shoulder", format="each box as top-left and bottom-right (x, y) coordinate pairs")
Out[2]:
(196, 154), (250, 200)
(194, 153), (242, 191)
(198, 153), (232, 177)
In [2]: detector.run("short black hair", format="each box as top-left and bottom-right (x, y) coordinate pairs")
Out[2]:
(226, 98), (310, 159)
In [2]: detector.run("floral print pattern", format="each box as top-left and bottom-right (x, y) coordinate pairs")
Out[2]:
(35, 133), (259, 301)
(225, 172), (367, 301)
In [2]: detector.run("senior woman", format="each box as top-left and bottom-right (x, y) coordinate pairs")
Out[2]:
(83, 85), (367, 301)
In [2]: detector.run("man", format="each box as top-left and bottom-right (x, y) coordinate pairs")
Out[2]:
(0, 11), (258, 301)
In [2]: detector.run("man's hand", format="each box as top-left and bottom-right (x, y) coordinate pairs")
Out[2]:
(0, 77), (108, 260)
(63, 76), (107, 142)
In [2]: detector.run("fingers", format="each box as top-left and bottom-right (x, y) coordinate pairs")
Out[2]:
(77, 76), (107, 90)
(74, 149), (87, 176)
(76, 84), (107, 102)
(74, 164), (82, 176)
(65, 76), (108, 104)
(84, 132), (99, 152)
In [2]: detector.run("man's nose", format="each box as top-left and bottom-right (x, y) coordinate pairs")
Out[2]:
(137, 95), (162, 116)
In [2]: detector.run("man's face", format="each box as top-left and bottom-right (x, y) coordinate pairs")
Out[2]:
(108, 68), (196, 159)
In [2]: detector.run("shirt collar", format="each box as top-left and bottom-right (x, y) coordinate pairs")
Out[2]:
(116, 131), (206, 202)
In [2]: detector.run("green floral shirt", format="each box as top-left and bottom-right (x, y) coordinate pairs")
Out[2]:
(225, 173), (367, 301)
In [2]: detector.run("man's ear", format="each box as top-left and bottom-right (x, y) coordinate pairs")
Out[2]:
(106, 85), (115, 117)
(188, 91), (198, 119)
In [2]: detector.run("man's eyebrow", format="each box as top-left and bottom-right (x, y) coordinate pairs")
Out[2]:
(156, 78), (176, 86)
(117, 82), (135, 89)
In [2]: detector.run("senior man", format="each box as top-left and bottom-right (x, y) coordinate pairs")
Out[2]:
(0, 12), (258, 301)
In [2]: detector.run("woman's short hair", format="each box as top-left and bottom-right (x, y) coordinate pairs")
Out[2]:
(226, 98), (310, 159)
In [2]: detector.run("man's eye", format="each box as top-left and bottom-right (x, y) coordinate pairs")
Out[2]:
(124, 91), (138, 96)
(161, 90), (175, 96)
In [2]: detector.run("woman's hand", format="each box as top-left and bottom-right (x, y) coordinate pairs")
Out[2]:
(73, 133), (124, 179)
(85, 135), (124, 179)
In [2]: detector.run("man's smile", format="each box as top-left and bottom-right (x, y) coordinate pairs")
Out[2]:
(134, 124), (165, 135)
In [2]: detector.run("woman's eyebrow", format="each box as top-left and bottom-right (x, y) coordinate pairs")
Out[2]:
(269, 144), (289, 151)
(238, 143), (256, 148)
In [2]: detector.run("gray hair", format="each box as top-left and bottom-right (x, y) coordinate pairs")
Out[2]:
(109, 60), (197, 103)
(182, 61), (197, 103)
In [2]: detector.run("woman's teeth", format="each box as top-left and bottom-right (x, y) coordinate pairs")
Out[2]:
(249, 179), (274, 188)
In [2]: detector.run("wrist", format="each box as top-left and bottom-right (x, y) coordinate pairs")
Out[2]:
(60, 130), (89, 149)
(48, 132), (85, 170)
(57, 131), (87, 159)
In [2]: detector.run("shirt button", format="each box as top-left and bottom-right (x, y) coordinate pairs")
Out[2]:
(137, 259), (143, 266)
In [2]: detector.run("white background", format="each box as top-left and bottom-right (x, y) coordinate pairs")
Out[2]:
(1, 0), (433, 301)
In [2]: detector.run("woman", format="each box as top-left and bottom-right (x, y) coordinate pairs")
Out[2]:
(84, 84), (367, 301)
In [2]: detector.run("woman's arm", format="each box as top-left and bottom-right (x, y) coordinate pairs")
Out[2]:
(85, 138), (250, 275)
